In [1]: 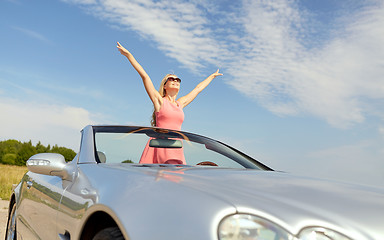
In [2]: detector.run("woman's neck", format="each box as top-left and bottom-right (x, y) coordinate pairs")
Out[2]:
(165, 94), (177, 103)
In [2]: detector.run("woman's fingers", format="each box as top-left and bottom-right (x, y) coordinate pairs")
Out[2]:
(117, 42), (130, 55)
(214, 69), (223, 76)
(117, 42), (124, 50)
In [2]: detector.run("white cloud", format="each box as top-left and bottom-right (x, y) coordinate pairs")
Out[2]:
(60, 0), (96, 4)
(379, 126), (384, 138)
(0, 67), (105, 104)
(301, 140), (384, 187)
(5, 0), (21, 4)
(213, 131), (384, 187)
(62, 0), (384, 128)
(227, 0), (384, 128)
(12, 26), (52, 44)
(66, 0), (222, 70)
(0, 98), (97, 151)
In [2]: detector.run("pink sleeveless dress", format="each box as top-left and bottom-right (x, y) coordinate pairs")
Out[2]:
(139, 98), (185, 164)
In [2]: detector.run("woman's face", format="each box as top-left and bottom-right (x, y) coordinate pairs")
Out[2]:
(164, 75), (181, 90)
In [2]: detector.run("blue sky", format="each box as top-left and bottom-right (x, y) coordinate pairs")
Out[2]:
(1, 0), (383, 187)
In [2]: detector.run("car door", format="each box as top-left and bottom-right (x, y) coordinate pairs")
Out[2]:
(55, 165), (97, 239)
(17, 171), (66, 240)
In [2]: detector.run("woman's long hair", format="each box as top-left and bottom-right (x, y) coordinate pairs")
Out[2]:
(151, 74), (174, 126)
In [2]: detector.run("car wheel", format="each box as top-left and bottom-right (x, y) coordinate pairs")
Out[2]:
(5, 203), (17, 240)
(93, 227), (124, 240)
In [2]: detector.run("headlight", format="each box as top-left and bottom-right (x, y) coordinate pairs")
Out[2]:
(218, 214), (295, 240)
(298, 227), (352, 240)
(218, 214), (353, 240)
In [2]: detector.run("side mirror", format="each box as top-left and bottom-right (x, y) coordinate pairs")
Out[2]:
(26, 153), (73, 180)
(149, 138), (183, 148)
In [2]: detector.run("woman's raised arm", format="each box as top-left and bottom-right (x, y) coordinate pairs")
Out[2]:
(178, 69), (223, 108)
(117, 42), (162, 110)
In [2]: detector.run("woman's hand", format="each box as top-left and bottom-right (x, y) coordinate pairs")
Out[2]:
(211, 69), (223, 79)
(178, 69), (223, 108)
(117, 42), (131, 56)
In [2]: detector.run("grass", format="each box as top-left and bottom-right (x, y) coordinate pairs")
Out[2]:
(0, 164), (28, 200)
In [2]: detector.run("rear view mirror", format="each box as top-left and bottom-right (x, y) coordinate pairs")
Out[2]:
(149, 138), (183, 148)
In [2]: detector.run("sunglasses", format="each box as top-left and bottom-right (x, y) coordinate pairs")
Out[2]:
(165, 77), (181, 84)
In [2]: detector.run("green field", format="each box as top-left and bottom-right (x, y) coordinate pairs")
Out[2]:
(0, 164), (28, 200)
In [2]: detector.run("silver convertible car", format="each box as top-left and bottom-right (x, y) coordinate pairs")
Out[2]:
(5, 125), (384, 240)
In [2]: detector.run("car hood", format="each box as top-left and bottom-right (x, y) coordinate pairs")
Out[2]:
(145, 166), (384, 239)
(93, 164), (384, 239)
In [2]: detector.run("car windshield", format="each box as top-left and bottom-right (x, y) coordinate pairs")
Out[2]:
(93, 126), (271, 170)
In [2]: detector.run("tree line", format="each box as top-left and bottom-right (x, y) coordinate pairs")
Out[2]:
(0, 139), (76, 166)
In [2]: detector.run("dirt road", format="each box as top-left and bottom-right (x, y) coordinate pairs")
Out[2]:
(1, 199), (9, 240)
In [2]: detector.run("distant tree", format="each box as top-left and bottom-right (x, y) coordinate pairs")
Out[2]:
(0, 140), (21, 164)
(122, 160), (134, 163)
(50, 145), (76, 162)
(16, 141), (37, 165)
(36, 141), (49, 153)
(0, 139), (20, 154)
(2, 153), (17, 165)
(0, 139), (76, 165)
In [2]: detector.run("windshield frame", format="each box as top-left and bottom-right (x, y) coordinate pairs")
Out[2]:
(92, 125), (273, 171)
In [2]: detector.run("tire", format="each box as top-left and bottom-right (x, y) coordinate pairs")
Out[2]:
(5, 203), (17, 240)
(93, 227), (125, 240)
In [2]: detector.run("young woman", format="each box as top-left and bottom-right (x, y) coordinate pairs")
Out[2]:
(117, 42), (222, 164)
